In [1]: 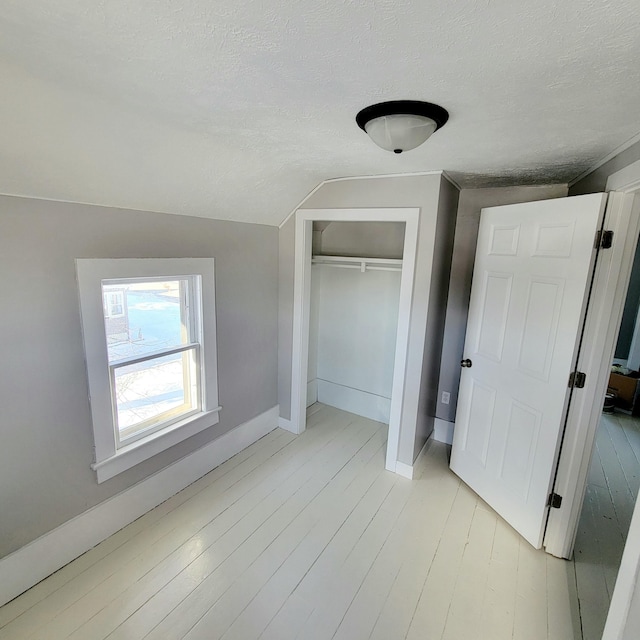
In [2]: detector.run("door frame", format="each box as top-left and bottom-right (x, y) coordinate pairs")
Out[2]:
(544, 166), (640, 558)
(290, 207), (419, 474)
(541, 160), (640, 637)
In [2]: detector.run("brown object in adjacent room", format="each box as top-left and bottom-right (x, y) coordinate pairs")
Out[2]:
(608, 371), (640, 411)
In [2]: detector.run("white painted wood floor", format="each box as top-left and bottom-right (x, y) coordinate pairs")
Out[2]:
(0, 404), (581, 640)
(573, 411), (640, 640)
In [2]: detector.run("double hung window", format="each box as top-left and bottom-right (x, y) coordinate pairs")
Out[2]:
(76, 259), (219, 482)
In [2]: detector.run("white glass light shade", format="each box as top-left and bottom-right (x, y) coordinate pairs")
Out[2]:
(364, 114), (438, 153)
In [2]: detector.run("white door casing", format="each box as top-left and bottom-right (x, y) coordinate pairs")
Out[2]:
(450, 193), (607, 549)
(543, 191), (640, 559)
(290, 208), (420, 475)
(540, 158), (640, 638)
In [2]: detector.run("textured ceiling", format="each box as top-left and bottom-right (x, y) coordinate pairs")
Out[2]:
(1, 0), (640, 225)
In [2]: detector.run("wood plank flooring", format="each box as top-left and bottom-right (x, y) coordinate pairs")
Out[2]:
(573, 411), (640, 640)
(0, 404), (581, 640)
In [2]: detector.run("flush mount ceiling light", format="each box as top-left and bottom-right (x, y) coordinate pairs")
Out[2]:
(356, 100), (449, 154)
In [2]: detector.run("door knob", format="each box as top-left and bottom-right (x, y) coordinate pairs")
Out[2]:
(461, 359), (472, 368)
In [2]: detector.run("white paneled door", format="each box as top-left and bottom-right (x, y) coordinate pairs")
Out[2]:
(451, 194), (608, 549)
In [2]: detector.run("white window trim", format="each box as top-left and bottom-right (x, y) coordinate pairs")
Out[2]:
(76, 258), (220, 483)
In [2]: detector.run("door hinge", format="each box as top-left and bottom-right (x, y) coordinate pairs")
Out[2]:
(568, 371), (586, 388)
(548, 492), (563, 509)
(595, 229), (614, 249)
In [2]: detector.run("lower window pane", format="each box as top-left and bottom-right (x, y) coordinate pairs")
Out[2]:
(114, 349), (199, 441)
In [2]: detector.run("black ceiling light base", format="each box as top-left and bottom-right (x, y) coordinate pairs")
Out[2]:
(355, 100), (449, 153)
(355, 100), (449, 133)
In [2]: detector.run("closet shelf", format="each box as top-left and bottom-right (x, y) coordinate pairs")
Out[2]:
(311, 255), (403, 273)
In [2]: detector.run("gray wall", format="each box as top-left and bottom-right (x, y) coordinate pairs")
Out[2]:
(435, 184), (569, 423)
(313, 221), (405, 259)
(415, 177), (458, 455)
(570, 140), (640, 195)
(615, 237), (640, 359)
(0, 195), (278, 558)
(278, 173), (457, 464)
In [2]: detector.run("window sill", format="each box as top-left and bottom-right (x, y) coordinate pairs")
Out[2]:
(91, 407), (222, 483)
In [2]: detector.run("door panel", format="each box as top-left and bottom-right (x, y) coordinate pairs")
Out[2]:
(450, 193), (608, 549)
(476, 272), (512, 361)
(463, 379), (496, 465)
(517, 277), (564, 379)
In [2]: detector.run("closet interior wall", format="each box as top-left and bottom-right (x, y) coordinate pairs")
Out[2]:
(308, 221), (405, 423)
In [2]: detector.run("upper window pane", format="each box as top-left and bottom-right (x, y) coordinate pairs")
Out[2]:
(102, 279), (190, 362)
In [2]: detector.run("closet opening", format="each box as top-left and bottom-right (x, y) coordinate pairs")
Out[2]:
(307, 221), (405, 429)
(290, 208), (420, 474)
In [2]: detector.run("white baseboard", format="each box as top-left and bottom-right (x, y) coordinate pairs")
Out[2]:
(278, 415), (296, 433)
(317, 379), (391, 423)
(414, 437), (430, 467)
(394, 461), (414, 479)
(307, 379), (318, 407)
(0, 405), (279, 607)
(394, 437), (431, 480)
(433, 418), (454, 445)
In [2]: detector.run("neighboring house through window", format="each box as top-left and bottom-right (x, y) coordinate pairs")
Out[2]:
(76, 258), (220, 482)
(103, 289), (125, 318)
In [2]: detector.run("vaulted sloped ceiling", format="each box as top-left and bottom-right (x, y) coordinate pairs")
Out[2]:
(1, 0), (640, 226)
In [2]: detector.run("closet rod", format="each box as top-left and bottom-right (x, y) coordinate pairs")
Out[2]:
(312, 262), (402, 273)
(311, 255), (403, 273)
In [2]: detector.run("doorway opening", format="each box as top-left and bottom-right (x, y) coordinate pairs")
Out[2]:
(290, 208), (419, 474)
(542, 163), (640, 639)
(572, 234), (640, 638)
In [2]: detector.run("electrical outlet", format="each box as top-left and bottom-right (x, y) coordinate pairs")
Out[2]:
(441, 391), (450, 405)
